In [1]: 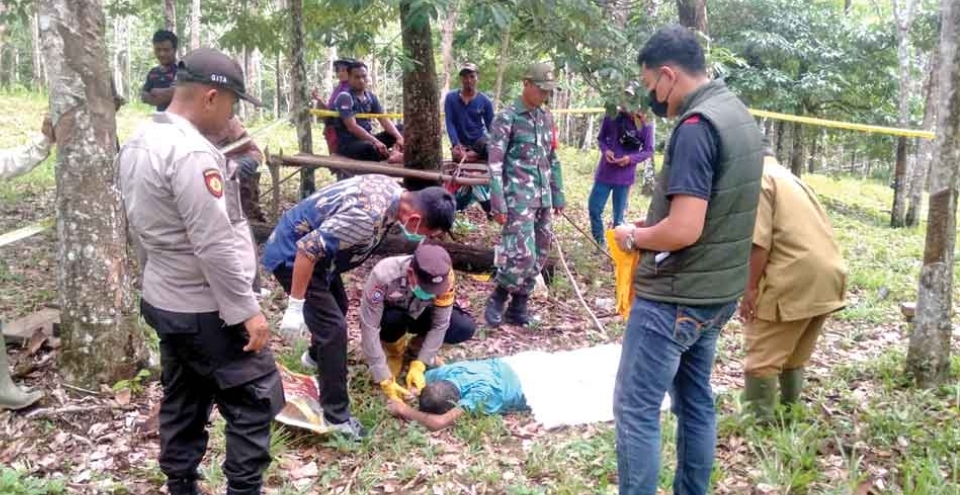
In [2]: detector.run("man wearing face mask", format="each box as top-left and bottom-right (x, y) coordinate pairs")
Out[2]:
(356, 244), (476, 402)
(484, 63), (566, 328)
(118, 48), (283, 495)
(611, 25), (764, 495)
(260, 175), (456, 439)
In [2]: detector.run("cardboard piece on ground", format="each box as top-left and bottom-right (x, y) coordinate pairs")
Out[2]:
(275, 363), (332, 435)
(2, 309), (59, 346)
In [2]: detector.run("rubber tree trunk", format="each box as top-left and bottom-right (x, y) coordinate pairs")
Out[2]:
(400, 0), (443, 189)
(289, 0), (314, 197)
(890, 0), (918, 228)
(38, 0), (147, 387)
(190, 0), (201, 50)
(906, 0), (960, 387)
(439, 3), (458, 96)
(493, 30), (510, 111)
(906, 50), (941, 227)
(677, 0), (708, 33)
(163, 0), (176, 33)
(789, 121), (804, 177)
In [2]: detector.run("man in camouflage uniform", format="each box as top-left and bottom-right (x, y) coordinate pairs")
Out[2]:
(484, 63), (565, 327)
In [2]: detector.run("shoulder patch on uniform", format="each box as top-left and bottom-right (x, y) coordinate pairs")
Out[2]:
(683, 115), (701, 125)
(368, 285), (385, 305)
(203, 168), (223, 198)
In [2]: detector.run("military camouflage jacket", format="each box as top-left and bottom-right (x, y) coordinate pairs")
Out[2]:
(487, 98), (566, 214)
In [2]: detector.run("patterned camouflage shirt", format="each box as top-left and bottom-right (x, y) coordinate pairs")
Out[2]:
(487, 98), (565, 214)
(260, 175), (402, 279)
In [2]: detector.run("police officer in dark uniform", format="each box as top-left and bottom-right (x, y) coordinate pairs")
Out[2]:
(118, 48), (284, 495)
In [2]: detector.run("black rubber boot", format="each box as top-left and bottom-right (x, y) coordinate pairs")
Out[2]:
(504, 292), (531, 326)
(484, 286), (509, 328)
(167, 478), (199, 495)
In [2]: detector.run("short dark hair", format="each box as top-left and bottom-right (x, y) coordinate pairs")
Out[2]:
(412, 186), (456, 232)
(419, 380), (460, 414)
(637, 25), (705, 74)
(153, 30), (178, 49)
(348, 61), (368, 75)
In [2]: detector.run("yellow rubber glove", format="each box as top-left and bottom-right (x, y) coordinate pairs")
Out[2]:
(406, 360), (427, 393)
(380, 378), (411, 403)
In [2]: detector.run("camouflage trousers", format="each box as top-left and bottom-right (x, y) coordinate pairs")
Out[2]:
(494, 206), (553, 294)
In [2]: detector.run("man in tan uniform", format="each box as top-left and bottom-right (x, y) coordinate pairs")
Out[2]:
(357, 245), (476, 402)
(739, 142), (846, 422)
(118, 48), (283, 495)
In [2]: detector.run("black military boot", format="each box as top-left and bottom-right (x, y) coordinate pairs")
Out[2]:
(504, 292), (531, 326)
(167, 478), (199, 495)
(484, 286), (510, 328)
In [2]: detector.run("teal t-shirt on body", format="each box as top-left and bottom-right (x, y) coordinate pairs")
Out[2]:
(424, 358), (526, 415)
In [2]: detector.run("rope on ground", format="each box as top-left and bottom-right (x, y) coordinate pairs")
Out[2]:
(552, 236), (606, 336)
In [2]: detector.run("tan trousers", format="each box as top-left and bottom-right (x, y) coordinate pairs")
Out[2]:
(744, 315), (828, 377)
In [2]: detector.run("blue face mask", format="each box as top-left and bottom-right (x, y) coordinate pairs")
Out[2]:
(401, 218), (425, 242)
(412, 284), (435, 301)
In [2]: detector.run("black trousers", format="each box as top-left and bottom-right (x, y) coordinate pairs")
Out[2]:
(338, 129), (401, 162)
(380, 305), (477, 344)
(272, 266), (351, 425)
(141, 300), (284, 495)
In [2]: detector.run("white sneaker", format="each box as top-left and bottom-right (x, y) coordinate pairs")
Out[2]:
(328, 416), (367, 440)
(300, 350), (318, 369)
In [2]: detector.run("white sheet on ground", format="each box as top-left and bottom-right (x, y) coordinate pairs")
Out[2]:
(502, 344), (671, 429)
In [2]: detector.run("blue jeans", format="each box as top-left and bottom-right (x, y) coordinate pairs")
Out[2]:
(614, 297), (738, 495)
(588, 182), (630, 243)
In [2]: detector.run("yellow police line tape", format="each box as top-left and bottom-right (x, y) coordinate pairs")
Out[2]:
(310, 107), (935, 140)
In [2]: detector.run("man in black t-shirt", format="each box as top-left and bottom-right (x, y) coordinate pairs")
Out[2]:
(333, 61), (404, 164)
(141, 30), (179, 112)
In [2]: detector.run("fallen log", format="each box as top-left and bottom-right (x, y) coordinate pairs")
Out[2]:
(249, 222), (556, 277)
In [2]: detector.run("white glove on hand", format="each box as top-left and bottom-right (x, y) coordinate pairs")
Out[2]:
(280, 297), (306, 343)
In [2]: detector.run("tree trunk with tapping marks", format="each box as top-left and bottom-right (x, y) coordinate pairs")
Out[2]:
(907, 50), (941, 226)
(163, 0), (176, 33)
(677, 0), (708, 34)
(440, 4), (458, 96)
(289, 0), (313, 197)
(890, 0), (918, 228)
(400, 0), (443, 189)
(906, 0), (960, 387)
(190, 0), (201, 50)
(493, 29), (510, 112)
(38, 0), (147, 387)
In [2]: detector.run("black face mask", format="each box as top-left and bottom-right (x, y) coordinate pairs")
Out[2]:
(647, 72), (673, 118)
(647, 89), (670, 118)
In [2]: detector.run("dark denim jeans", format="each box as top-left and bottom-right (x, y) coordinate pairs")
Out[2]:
(614, 297), (737, 495)
(588, 181), (630, 243)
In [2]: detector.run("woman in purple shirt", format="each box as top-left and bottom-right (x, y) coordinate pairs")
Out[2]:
(588, 107), (655, 244)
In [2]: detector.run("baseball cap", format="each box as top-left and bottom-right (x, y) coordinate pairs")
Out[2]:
(459, 63), (479, 75)
(523, 62), (558, 91)
(177, 48), (262, 107)
(411, 244), (453, 295)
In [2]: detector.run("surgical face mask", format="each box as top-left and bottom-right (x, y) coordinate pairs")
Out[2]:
(412, 284), (435, 301)
(647, 72), (673, 118)
(400, 217), (425, 242)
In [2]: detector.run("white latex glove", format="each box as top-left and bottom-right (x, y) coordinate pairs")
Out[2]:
(280, 297), (306, 343)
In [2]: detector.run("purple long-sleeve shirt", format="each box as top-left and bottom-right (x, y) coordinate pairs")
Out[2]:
(595, 113), (655, 186)
(326, 81), (350, 109)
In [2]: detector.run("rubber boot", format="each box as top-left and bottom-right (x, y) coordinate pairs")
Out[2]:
(166, 478), (199, 495)
(484, 286), (509, 328)
(779, 367), (805, 405)
(504, 292), (531, 326)
(381, 338), (407, 378)
(0, 332), (43, 411)
(742, 375), (778, 425)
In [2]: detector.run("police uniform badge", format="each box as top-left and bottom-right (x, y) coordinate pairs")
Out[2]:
(368, 285), (385, 305)
(203, 168), (224, 198)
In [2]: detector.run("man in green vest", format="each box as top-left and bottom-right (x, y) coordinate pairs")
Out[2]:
(611, 25), (764, 495)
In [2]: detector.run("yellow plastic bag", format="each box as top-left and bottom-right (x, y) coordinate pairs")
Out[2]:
(605, 228), (639, 319)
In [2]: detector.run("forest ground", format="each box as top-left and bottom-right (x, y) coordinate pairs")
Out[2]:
(1, 93), (959, 495)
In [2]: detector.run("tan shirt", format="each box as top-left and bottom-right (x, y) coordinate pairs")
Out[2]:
(118, 112), (259, 325)
(754, 157), (846, 322)
(359, 255), (456, 382)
